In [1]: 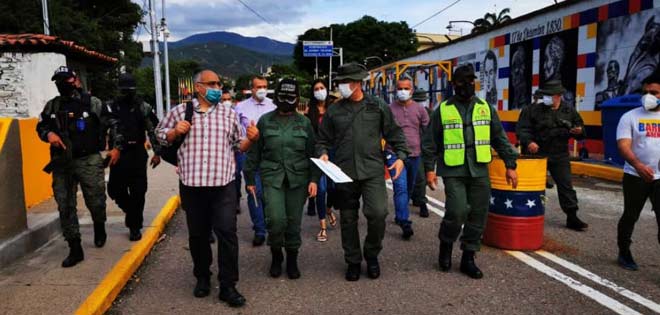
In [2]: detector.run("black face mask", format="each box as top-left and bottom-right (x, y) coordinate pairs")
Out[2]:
(277, 102), (297, 113)
(56, 81), (76, 96)
(454, 82), (475, 100)
(120, 89), (137, 101)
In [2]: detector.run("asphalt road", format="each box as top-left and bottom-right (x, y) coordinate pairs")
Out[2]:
(110, 175), (660, 315)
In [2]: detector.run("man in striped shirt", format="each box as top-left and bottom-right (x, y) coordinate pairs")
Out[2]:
(157, 70), (257, 307)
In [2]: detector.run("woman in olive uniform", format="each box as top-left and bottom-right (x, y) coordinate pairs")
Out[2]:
(245, 78), (319, 279)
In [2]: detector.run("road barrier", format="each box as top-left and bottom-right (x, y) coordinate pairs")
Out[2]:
(483, 156), (547, 250)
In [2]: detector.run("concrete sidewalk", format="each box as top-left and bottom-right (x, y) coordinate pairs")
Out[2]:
(0, 162), (179, 315)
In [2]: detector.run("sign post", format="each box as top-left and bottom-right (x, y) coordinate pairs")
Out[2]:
(303, 40), (334, 85)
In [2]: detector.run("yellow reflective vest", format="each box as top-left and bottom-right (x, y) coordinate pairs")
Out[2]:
(440, 99), (492, 166)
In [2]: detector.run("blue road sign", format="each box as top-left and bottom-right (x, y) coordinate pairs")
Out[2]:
(303, 41), (333, 57)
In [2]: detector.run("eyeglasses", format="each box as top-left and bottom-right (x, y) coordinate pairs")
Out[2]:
(197, 81), (222, 88)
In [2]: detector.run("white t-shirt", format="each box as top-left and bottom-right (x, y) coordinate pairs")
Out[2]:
(616, 107), (660, 179)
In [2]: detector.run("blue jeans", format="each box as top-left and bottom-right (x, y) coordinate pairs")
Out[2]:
(243, 170), (266, 237)
(385, 150), (420, 225)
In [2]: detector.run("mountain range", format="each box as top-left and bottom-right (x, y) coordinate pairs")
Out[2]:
(143, 31), (295, 78)
(169, 31), (295, 56)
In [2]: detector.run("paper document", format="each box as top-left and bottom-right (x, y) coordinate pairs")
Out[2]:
(310, 158), (353, 183)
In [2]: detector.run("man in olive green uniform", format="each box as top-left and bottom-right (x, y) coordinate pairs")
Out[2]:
(36, 66), (124, 267)
(245, 78), (319, 279)
(423, 65), (518, 279)
(411, 89), (432, 217)
(316, 63), (409, 281)
(516, 80), (588, 231)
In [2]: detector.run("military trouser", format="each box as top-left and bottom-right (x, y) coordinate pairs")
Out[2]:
(546, 153), (579, 214)
(262, 178), (308, 250)
(440, 176), (490, 251)
(52, 153), (107, 241)
(335, 176), (388, 264)
(411, 162), (428, 206)
(108, 145), (148, 230)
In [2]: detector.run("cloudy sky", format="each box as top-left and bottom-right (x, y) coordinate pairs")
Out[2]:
(134, 0), (556, 43)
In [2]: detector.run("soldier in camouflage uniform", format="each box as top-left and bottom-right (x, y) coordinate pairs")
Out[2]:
(107, 73), (161, 241)
(516, 80), (588, 231)
(36, 66), (124, 268)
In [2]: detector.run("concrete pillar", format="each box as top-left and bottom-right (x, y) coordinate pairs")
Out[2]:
(0, 119), (27, 239)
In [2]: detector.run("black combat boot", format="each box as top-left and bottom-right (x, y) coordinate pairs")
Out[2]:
(61, 238), (84, 268)
(566, 213), (589, 231)
(219, 286), (246, 307)
(419, 203), (430, 218)
(286, 249), (301, 279)
(345, 263), (361, 281)
(270, 247), (284, 278)
(129, 228), (142, 241)
(193, 277), (211, 298)
(400, 221), (414, 240)
(366, 257), (380, 279)
(438, 241), (453, 272)
(94, 222), (106, 248)
(460, 250), (484, 279)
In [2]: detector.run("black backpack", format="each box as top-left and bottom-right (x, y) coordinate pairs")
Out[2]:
(161, 101), (194, 166)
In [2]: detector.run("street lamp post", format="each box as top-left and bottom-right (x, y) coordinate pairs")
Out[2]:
(446, 20), (476, 35)
(364, 56), (384, 67)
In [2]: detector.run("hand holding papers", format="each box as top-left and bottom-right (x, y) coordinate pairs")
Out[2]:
(310, 158), (353, 183)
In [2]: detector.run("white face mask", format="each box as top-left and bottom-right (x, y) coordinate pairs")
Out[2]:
(255, 88), (268, 101)
(641, 93), (660, 111)
(418, 100), (429, 108)
(221, 100), (233, 108)
(542, 95), (553, 106)
(338, 83), (354, 99)
(314, 89), (327, 101)
(396, 90), (412, 102)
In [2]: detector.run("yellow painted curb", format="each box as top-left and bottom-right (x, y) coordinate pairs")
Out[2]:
(571, 161), (624, 183)
(75, 195), (181, 315)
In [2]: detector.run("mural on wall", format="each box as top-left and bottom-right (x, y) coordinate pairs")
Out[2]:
(480, 50), (499, 107)
(540, 28), (578, 107)
(595, 9), (660, 109)
(508, 41), (533, 109)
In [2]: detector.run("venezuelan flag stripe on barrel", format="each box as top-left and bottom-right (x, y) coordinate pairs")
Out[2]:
(483, 156), (547, 251)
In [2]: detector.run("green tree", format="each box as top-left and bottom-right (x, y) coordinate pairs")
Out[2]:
(0, 0), (144, 100)
(471, 8), (512, 34)
(134, 66), (155, 105)
(293, 16), (418, 79)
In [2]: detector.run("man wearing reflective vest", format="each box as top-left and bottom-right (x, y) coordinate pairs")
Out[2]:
(422, 65), (519, 279)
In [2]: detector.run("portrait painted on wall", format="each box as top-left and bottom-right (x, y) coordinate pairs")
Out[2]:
(480, 50), (499, 107)
(539, 28), (578, 108)
(508, 40), (533, 110)
(595, 9), (660, 109)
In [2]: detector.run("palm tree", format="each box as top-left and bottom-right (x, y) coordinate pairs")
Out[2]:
(471, 8), (512, 34)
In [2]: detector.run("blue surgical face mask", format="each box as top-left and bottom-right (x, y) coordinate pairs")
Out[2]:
(204, 88), (222, 105)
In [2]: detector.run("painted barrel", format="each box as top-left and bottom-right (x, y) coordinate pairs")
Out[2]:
(483, 156), (547, 250)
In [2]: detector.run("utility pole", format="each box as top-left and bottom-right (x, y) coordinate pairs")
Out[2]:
(41, 0), (50, 35)
(161, 0), (171, 112)
(329, 28), (333, 89)
(315, 56), (318, 79)
(148, 0), (164, 118)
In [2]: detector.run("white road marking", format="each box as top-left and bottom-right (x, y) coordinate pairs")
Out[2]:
(385, 183), (656, 314)
(536, 250), (660, 314)
(507, 251), (643, 315)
